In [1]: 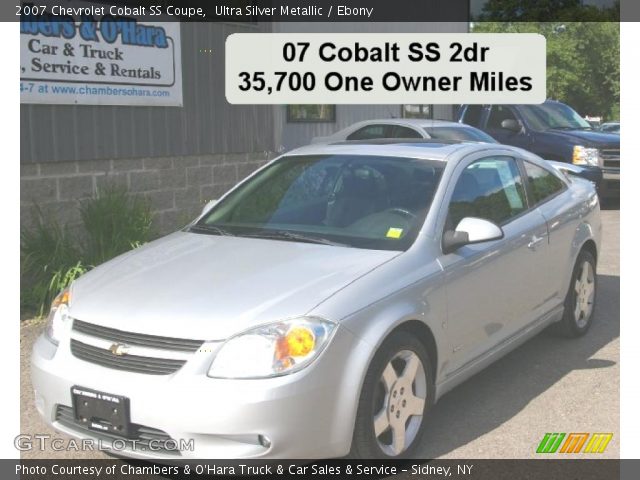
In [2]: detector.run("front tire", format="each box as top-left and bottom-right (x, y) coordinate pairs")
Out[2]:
(554, 249), (597, 337)
(349, 331), (434, 459)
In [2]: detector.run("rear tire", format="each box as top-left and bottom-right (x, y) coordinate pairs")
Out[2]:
(553, 249), (597, 337)
(349, 331), (434, 459)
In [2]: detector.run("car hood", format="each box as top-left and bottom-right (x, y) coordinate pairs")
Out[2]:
(69, 232), (399, 340)
(544, 129), (619, 148)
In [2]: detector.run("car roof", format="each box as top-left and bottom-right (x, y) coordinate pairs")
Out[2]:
(285, 140), (511, 162)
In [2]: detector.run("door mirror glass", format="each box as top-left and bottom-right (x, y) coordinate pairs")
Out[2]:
(442, 217), (504, 254)
(501, 119), (521, 132)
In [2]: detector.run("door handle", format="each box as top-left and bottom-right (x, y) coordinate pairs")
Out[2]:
(527, 235), (545, 250)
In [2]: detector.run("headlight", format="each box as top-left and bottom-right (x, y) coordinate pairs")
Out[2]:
(572, 146), (600, 166)
(207, 317), (336, 379)
(44, 288), (71, 346)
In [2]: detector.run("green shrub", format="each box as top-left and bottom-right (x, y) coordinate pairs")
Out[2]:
(79, 186), (152, 266)
(21, 187), (153, 317)
(21, 212), (78, 316)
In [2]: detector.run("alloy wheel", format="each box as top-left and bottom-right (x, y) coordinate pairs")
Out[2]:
(574, 260), (595, 328)
(372, 350), (427, 456)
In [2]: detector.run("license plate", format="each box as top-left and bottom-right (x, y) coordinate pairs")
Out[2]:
(71, 386), (132, 438)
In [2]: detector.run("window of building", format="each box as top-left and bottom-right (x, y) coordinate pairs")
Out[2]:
(402, 105), (433, 119)
(287, 105), (336, 123)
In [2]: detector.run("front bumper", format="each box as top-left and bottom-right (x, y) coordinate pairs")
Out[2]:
(599, 168), (620, 198)
(31, 326), (366, 460)
(575, 165), (604, 186)
(570, 165), (618, 198)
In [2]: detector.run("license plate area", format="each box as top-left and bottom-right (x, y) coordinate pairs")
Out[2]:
(71, 386), (132, 438)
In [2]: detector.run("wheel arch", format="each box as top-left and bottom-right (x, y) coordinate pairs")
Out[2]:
(385, 320), (438, 383)
(344, 317), (439, 457)
(580, 238), (598, 264)
(561, 216), (600, 297)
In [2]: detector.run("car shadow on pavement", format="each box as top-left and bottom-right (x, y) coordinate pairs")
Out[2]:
(418, 273), (619, 458)
(601, 198), (620, 211)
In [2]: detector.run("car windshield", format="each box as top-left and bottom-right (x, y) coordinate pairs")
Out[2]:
(193, 154), (444, 251)
(601, 123), (620, 134)
(424, 126), (497, 143)
(518, 103), (592, 131)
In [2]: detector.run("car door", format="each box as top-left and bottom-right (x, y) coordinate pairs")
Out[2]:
(437, 154), (550, 377)
(485, 105), (534, 150)
(520, 159), (576, 312)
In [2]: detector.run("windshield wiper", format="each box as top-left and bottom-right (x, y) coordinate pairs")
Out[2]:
(187, 224), (235, 236)
(239, 230), (350, 247)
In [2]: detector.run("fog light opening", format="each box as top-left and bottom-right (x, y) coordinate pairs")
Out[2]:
(258, 435), (271, 448)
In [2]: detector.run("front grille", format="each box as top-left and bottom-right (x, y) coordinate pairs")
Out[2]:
(72, 319), (203, 352)
(600, 148), (620, 169)
(55, 405), (181, 456)
(71, 339), (186, 375)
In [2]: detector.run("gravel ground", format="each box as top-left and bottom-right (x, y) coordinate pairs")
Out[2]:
(19, 208), (619, 460)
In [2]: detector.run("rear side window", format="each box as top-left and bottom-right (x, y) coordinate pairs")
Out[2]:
(347, 125), (389, 140)
(448, 156), (527, 228)
(523, 161), (566, 204)
(424, 126), (497, 143)
(390, 125), (423, 138)
(461, 105), (484, 127)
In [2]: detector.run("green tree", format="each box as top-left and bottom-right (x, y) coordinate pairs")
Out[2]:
(476, 0), (619, 21)
(472, 22), (619, 120)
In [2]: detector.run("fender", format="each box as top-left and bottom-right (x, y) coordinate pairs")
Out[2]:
(325, 294), (446, 454)
(560, 194), (601, 301)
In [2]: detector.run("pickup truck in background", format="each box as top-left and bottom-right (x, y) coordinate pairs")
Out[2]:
(457, 101), (620, 198)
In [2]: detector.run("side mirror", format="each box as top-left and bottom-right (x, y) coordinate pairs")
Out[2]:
(442, 217), (504, 254)
(201, 199), (217, 215)
(501, 119), (522, 133)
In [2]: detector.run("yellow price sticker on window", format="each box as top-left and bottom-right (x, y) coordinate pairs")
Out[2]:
(386, 227), (404, 239)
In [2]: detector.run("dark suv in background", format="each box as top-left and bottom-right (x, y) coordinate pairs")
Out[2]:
(457, 101), (620, 198)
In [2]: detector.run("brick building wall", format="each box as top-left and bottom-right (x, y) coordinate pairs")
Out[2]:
(20, 151), (273, 236)
(21, 22), (276, 237)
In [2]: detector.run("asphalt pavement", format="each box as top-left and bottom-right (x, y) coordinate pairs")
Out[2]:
(19, 207), (620, 459)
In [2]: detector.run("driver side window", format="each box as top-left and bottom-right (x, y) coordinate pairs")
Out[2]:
(447, 156), (527, 230)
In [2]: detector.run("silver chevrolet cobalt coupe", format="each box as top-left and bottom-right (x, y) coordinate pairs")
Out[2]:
(32, 141), (601, 460)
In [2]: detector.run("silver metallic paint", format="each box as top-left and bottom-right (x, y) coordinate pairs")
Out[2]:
(31, 143), (600, 459)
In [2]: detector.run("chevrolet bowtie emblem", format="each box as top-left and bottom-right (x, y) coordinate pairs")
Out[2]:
(109, 343), (130, 356)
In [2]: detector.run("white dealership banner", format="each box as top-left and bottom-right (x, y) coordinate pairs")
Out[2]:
(20, 17), (182, 106)
(226, 33), (546, 104)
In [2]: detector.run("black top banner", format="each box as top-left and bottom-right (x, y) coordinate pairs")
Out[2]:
(7, 0), (626, 23)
